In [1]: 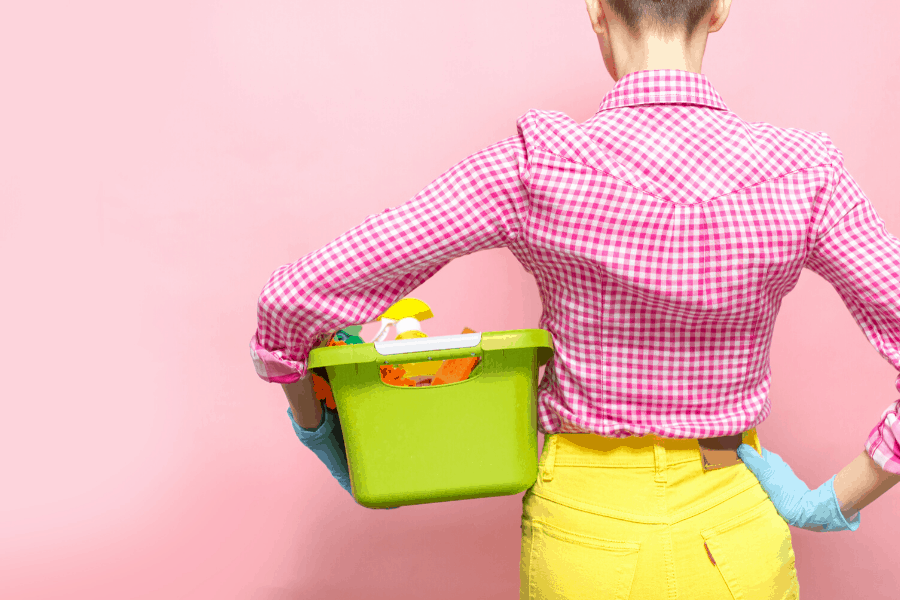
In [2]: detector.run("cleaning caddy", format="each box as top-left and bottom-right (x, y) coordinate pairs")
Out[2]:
(308, 328), (555, 508)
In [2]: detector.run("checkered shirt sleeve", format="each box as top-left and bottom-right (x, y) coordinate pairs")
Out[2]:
(805, 140), (900, 475)
(250, 135), (529, 383)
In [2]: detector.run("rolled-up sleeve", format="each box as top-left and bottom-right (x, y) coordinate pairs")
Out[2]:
(805, 136), (900, 475)
(250, 134), (530, 384)
(866, 401), (900, 475)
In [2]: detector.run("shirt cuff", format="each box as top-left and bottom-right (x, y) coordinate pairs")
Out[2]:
(249, 333), (307, 383)
(865, 399), (900, 476)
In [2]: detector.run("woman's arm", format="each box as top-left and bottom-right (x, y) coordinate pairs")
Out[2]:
(282, 375), (323, 430)
(250, 135), (529, 386)
(802, 145), (900, 520)
(833, 449), (900, 520)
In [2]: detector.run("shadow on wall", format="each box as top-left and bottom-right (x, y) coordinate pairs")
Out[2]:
(245, 488), (525, 600)
(248, 587), (514, 600)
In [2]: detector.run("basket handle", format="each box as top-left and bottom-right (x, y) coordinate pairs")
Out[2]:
(374, 333), (481, 356)
(310, 329), (554, 372)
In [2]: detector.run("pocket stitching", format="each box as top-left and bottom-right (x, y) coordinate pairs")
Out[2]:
(699, 497), (797, 600)
(699, 497), (781, 539)
(529, 518), (641, 600)
(532, 518), (642, 551)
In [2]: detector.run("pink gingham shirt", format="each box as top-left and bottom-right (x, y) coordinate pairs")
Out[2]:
(252, 69), (900, 475)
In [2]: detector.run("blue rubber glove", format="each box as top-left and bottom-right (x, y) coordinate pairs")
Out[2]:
(287, 405), (353, 497)
(737, 444), (861, 532)
(287, 405), (399, 510)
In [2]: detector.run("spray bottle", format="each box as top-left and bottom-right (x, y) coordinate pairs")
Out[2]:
(371, 298), (434, 341)
(372, 298), (440, 384)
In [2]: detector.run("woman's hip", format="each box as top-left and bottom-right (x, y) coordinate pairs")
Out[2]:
(520, 429), (799, 599)
(526, 429), (766, 522)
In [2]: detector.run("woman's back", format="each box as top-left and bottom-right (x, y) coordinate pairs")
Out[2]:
(509, 69), (878, 439)
(253, 70), (899, 466)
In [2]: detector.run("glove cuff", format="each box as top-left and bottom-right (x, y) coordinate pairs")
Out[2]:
(287, 406), (353, 496)
(288, 405), (332, 442)
(824, 475), (862, 532)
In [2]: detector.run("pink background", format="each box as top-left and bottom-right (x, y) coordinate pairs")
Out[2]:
(2, 1), (898, 598)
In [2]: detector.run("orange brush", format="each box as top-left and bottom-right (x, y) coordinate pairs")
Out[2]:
(312, 373), (337, 409)
(380, 364), (417, 387)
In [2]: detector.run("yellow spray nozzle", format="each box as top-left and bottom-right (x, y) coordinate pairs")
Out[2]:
(375, 297), (434, 322)
(370, 297), (435, 343)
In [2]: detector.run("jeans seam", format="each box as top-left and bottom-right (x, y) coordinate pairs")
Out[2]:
(528, 519), (538, 600)
(541, 435), (558, 482)
(669, 475), (761, 526)
(530, 486), (669, 524)
(529, 472), (761, 527)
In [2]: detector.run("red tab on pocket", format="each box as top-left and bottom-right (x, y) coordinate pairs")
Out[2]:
(704, 541), (717, 566)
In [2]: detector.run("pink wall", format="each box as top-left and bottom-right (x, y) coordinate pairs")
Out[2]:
(2, 0), (898, 598)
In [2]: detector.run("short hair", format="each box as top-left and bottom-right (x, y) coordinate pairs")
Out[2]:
(607, 0), (717, 42)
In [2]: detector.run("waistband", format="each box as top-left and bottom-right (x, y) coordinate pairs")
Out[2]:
(540, 429), (761, 469)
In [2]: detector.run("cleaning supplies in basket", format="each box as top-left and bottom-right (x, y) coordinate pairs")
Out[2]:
(373, 298), (443, 385)
(311, 325), (365, 409)
(431, 327), (481, 385)
(313, 297), (484, 397)
(371, 297), (434, 342)
(380, 326), (482, 388)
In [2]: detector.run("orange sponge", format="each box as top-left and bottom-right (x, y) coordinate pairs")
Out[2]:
(432, 327), (480, 385)
(432, 356), (480, 385)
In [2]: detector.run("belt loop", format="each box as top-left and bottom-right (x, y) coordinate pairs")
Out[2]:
(742, 428), (761, 455)
(542, 435), (558, 482)
(653, 437), (667, 483)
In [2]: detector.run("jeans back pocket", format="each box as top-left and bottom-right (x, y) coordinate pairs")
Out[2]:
(526, 518), (641, 600)
(700, 499), (799, 600)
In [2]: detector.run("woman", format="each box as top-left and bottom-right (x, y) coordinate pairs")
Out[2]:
(252, 0), (900, 597)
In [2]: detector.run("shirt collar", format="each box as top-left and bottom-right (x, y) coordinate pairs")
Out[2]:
(596, 69), (729, 113)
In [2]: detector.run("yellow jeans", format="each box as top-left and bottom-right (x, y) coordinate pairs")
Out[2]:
(520, 429), (799, 599)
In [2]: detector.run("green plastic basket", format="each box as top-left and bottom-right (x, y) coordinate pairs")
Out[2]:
(308, 329), (555, 508)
